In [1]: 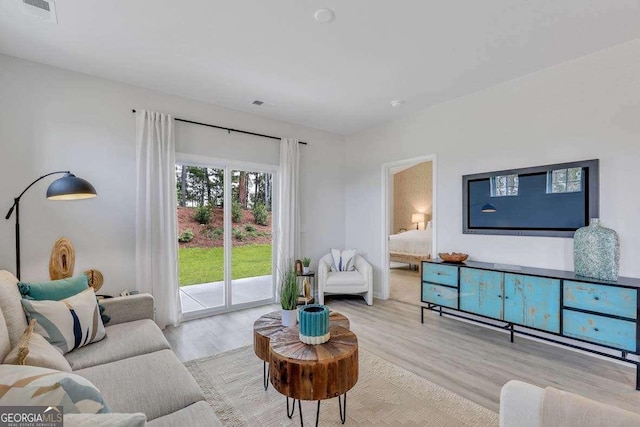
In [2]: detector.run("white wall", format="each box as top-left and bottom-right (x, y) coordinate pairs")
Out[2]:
(345, 40), (640, 297)
(0, 54), (345, 295)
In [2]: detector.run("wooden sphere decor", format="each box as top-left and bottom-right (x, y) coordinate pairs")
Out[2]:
(270, 325), (358, 401)
(49, 237), (76, 280)
(84, 269), (104, 292)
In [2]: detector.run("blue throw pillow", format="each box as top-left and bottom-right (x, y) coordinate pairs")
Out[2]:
(18, 275), (89, 301)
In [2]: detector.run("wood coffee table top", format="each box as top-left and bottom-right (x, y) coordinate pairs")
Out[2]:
(269, 325), (359, 401)
(252, 310), (350, 362)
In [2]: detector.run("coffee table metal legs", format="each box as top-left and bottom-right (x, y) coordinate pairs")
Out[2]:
(338, 393), (347, 423)
(284, 394), (347, 426)
(263, 361), (270, 391)
(286, 396), (300, 419)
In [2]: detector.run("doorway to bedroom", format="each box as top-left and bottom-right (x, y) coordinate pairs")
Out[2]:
(382, 155), (436, 304)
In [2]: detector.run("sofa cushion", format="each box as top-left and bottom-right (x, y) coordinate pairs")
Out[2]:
(64, 413), (147, 427)
(65, 319), (171, 370)
(0, 364), (110, 414)
(22, 288), (106, 355)
(18, 275), (89, 301)
(147, 401), (221, 427)
(542, 385), (640, 427)
(0, 270), (28, 348)
(4, 319), (72, 372)
(0, 306), (10, 362)
(326, 271), (366, 286)
(75, 349), (204, 421)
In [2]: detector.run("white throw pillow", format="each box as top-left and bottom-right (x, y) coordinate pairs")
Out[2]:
(21, 288), (106, 355)
(4, 319), (72, 372)
(330, 249), (357, 272)
(0, 270), (28, 348)
(64, 413), (146, 427)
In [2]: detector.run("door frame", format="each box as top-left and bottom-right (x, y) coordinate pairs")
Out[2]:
(176, 153), (279, 321)
(380, 154), (437, 300)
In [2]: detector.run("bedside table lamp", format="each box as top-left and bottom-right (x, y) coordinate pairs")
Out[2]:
(5, 171), (97, 279)
(411, 213), (426, 230)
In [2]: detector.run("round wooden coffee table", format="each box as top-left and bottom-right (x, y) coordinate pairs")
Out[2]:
(270, 325), (358, 426)
(253, 311), (350, 390)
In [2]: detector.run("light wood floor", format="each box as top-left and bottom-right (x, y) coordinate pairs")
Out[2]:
(389, 266), (421, 305)
(164, 297), (640, 414)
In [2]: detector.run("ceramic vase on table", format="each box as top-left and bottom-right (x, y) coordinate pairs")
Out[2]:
(303, 266), (310, 274)
(298, 304), (330, 345)
(281, 309), (297, 327)
(574, 218), (619, 281)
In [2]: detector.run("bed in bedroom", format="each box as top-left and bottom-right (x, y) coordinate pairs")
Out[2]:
(388, 228), (432, 273)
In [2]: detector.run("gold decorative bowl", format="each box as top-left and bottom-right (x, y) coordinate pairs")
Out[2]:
(438, 252), (469, 263)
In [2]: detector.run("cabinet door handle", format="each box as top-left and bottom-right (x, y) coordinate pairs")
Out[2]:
(594, 328), (599, 332)
(497, 295), (502, 298)
(594, 296), (600, 301)
(504, 296), (509, 299)
(437, 294), (441, 297)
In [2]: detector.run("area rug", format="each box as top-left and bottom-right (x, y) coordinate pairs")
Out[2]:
(185, 345), (498, 426)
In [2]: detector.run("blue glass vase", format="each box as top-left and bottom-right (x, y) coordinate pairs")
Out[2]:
(573, 218), (619, 281)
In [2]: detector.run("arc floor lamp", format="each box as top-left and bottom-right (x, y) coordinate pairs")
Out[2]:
(5, 171), (97, 279)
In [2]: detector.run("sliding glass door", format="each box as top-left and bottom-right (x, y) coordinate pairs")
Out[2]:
(230, 169), (274, 305)
(176, 161), (276, 319)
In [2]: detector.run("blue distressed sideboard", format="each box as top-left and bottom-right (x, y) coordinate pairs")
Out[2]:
(421, 260), (640, 390)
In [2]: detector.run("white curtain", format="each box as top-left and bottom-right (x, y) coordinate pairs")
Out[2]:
(276, 138), (300, 283)
(135, 110), (181, 329)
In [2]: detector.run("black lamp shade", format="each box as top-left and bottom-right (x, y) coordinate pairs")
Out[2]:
(46, 173), (97, 200)
(481, 203), (497, 213)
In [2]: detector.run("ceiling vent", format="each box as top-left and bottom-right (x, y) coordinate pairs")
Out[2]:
(251, 100), (264, 106)
(21, 0), (58, 24)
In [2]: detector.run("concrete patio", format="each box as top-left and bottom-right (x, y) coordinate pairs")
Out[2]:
(180, 275), (273, 313)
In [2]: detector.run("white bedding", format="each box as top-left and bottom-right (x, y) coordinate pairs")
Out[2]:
(389, 229), (432, 256)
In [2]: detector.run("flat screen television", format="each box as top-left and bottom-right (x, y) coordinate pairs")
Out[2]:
(462, 159), (599, 237)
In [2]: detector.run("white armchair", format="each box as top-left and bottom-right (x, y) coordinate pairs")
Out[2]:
(317, 253), (373, 305)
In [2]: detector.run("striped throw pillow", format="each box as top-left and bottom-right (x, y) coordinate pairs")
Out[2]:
(330, 249), (357, 272)
(0, 364), (110, 414)
(21, 288), (106, 355)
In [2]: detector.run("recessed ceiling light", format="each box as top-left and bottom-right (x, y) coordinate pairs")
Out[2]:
(390, 100), (404, 108)
(314, 8), (335, 24)
(251, 100), (264, 106)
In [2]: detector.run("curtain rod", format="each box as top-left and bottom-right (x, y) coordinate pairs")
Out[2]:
(131, 110), (307, 145)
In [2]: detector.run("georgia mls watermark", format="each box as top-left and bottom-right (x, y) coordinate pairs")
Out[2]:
(0, 406), (63, 427)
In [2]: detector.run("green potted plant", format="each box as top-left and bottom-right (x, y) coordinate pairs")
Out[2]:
(302, 257), (311, 274)
(280, 263), (298, 326)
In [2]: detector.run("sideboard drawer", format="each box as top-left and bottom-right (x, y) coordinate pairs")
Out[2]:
(563, 310), (636, 352)
(564, 281), (637, 320)
(422, 283), (458, 309)
(423, 263), (459, 287)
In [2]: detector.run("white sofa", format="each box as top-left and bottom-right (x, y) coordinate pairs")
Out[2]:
(318, 253), (373, 305)
(0, 270), (221, 426)
(500, 380), (640, 427)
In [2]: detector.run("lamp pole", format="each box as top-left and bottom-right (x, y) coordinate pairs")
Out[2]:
(5, 171), (97, 280)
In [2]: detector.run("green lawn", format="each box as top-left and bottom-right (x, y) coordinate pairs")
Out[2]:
(179, 244), (272, 286)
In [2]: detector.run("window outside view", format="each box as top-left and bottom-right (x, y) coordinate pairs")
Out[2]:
(176, 165), (273, 313)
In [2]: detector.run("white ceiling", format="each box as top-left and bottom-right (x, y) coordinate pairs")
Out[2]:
(1, 1), (639, 135)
